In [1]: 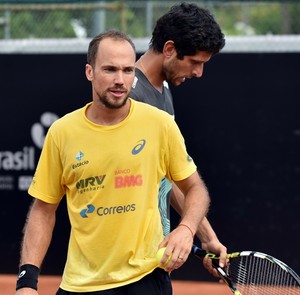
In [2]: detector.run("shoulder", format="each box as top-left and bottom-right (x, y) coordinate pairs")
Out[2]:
(130, 68), (156, 102)
(49, 104), (86, 131)
(131, 99), (173, 122)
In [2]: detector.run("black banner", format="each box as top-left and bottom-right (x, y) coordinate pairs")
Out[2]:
(0, 52), (299, 281)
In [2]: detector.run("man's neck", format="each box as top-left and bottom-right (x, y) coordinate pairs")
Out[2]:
(136, 50), (165, 93)
(86, 99), (131, 126)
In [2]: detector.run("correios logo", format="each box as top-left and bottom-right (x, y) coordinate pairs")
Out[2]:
(76, 175), (106, 194)
(80, 203), (136, 218)
(80, 204), (95, 218)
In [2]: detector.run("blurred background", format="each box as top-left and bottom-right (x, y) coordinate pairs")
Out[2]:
(0, 0), (299, 285)
(1, 0), (300, 39)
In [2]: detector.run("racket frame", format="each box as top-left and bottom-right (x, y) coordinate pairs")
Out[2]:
(192, 245), (300, 295)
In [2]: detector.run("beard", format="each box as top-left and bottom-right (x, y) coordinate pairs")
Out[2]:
(97, 88), (129, 109)
(162, 58), (179, 85)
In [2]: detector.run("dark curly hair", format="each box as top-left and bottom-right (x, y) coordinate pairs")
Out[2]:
(150, 3), (225, 59)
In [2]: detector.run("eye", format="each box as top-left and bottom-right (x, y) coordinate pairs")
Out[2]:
(191, 60), (200, 65)
(124, 67), (134, 74)
(104, 67), (115, 73)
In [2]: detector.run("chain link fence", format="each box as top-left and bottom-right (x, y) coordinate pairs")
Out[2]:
(0, 1), (300, 53)
(0, 1), (300, 40)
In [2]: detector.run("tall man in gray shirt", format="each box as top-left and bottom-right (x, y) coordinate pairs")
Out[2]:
(130, 3), (227, 276)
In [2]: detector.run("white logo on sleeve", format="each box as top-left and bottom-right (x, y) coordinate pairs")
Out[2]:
(18, 270), (26, 279)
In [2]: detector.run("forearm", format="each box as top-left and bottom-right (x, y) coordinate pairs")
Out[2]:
(163, 173), (227, 273)
(172, 190), (223, 248)
(180, 192), (209, 235)
(20, 199), (57, 267)
(196, 216), (218, 243)
(198, 217), (228, 272)
(170, 179), (222, 246)
(16, 199), (58, 294)
(159, 172), (209, 271)
(174, 172), (210, 235)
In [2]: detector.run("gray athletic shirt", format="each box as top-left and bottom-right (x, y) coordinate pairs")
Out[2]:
(130, 68), (174, 116)
(130, 68), (174, 236)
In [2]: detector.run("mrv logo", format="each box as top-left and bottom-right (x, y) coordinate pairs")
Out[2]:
(0, 146), (35, 171)
(76, 175), (106, 193)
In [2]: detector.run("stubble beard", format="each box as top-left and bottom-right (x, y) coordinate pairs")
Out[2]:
(98, 90), (129, 109)
(162, 61), (177, 86)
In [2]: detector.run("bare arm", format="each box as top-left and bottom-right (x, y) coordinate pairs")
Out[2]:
(16, 198), (59, 294)
(159, 171), (210, 271)
(170, 181), (227, 275)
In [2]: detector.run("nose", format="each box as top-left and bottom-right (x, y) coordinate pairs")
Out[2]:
(114, 71), (125, 84)
(192, 64), (204, 78)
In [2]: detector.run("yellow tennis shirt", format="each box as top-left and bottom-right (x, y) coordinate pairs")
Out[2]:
(28, 99), (197, 292)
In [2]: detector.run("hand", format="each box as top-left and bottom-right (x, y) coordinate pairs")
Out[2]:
(201, 239), (227, 280)
(158, 225), (194, 272)
(16, 288), (38, 295)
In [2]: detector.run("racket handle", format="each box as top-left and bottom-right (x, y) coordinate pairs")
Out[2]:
(192, 244), (208, 258)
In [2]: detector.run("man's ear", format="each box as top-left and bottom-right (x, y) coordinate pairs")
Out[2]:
(85, 64), (94, 81)
(163, 40), (176, 58)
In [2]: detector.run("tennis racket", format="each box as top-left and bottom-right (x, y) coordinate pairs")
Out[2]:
(192, 244), (300, 295)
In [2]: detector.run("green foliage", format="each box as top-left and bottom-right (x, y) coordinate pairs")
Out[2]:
(248, 3), (282, 35)
(210, 2), (300, 36)
(9, 10), (76, 38)
(289, 3), (300, 34)
(124, 7), (145, 38)
(0, 1), (299, 39)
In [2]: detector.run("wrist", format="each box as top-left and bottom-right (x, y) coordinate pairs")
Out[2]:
(16, 264), (40, 291)
(177, 223), (195, 238)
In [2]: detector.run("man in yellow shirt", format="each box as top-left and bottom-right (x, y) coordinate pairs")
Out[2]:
(15, 30), (210, 295)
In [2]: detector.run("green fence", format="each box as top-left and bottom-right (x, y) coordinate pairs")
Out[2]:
(0, 1), (300, 39)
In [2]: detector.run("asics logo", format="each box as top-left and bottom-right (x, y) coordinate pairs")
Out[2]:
(18, 270), (26, 279)
(132, 139), (146, 155)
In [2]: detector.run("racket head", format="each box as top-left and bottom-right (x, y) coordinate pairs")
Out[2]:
(226, 250), (300, 294)
(192, 245), (300, 294)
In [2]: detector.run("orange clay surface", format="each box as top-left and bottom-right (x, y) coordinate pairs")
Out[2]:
(1, 275), (232, 295)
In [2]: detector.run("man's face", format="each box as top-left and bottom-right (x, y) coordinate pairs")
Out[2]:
(163, 50), (212, 86)
(86, 38), (135, 109)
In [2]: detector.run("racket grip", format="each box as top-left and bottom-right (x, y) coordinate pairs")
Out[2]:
(192, 245), (208, 258)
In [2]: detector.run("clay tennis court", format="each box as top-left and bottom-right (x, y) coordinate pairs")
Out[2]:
(2, 275), (231, 295)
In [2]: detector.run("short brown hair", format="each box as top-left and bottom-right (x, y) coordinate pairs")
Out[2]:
(87, 30), (136, 67)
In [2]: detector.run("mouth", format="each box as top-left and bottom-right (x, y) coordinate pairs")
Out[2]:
(178, 77), (189, 84)
(110, 89), (126, 98)
(181, 76), (193, 83)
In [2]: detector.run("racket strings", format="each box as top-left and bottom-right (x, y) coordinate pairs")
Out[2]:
(227, 255), (300, 294)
